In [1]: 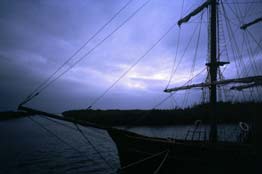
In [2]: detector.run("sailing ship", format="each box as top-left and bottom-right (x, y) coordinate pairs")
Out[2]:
(18, 0), (260, 173)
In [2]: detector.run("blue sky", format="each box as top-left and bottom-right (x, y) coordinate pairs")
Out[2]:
(0, 0), (261, 112)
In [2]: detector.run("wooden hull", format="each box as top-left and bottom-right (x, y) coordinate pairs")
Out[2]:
(107, 128), (256, 174)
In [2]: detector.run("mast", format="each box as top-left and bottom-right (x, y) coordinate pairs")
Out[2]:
(176, 0), (219, 143)
(169, 0), (219, 143)
(164, 0), (261, 142)
(208, 0), (218, 143)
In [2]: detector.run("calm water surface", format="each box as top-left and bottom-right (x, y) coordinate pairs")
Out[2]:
(0, 116), (241, 174)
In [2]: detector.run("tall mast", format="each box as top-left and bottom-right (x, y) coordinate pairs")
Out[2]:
(208, 0), (218, 143)
(165, 0), (261, 142)
(209, 0), (217, 105)
(166, 0), (219, 143)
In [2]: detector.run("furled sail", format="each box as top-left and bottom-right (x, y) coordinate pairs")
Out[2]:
(177, 0), (211, 26)
(240, 17), (262, 30)
(164, 75), (262, 93)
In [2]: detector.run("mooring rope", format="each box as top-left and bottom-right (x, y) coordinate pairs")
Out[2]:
(74, 123), (115, 171)
(153, 150), (169, 174)
(119, 149), (169, 171)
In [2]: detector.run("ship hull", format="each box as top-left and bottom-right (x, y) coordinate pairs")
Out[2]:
(107, 128), (256, 174)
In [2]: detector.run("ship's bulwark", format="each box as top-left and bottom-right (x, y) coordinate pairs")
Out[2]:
(107, 128), (256, 174)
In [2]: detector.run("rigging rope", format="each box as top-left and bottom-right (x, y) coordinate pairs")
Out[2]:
(166, 0), (184, 89)
(28, 116), (83, 154)
(119, 149), (169, 171)
(219, 1), (262, 102)
(222, 3), (246, 77)
(125, 67), (206, 127)
(20, 0), (152, 106)
(247, 30), (262, 51)
(223, 1), (262, 5)
(243, 26), (261, 100)
(28, 116), (118, 173)
(228, 3), (249, 77)
(40, 115), (78, 131)
(233, 0), (246, 24)
(27, 116), (102, 166)
(167, 24), (201, 90)
(222, 1), (261, 101)
(39, 115), (117, 143)
(244, 32), (259, 75)
(74, 123), (114, 170)
(219, 3), (238, 102)
(153, 150), (169, 174)
(158, 68), (206, 110)
(21, 0), (134, 105)
(218, 3), (228, 102)
(87, 21), (178, 109)
(182, 11), (204, 107)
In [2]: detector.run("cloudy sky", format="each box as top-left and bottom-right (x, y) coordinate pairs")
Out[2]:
(0, 0), (261, 112)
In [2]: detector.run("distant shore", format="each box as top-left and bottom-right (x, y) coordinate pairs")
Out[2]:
(63, 102), (260, 126)
(0, 111), (31, 121)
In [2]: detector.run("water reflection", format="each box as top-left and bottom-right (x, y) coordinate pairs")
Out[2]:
(0, 116), (241, 174)
(0, 116), (119, 174)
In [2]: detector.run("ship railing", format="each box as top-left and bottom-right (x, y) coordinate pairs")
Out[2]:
(185, 129), (207, 141)
(185, 120), (208, 141)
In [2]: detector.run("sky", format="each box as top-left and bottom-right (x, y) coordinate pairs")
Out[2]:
(0, 0), (261, 112)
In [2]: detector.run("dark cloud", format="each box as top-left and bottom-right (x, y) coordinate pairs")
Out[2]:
(0, 0), (261, 112)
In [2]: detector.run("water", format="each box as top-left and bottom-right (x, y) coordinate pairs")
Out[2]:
(0, 116), (119, 174)
(127, 124), (242, 142)
(0, 116), (241, 174)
